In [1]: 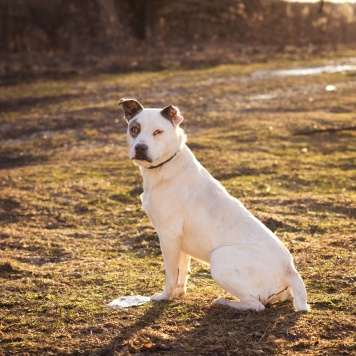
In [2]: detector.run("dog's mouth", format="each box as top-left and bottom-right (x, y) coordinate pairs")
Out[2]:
(133, 151), (153, 163)
(134, 155), (152, 163)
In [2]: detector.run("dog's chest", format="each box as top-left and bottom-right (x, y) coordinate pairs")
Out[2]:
(140, 191), (151, 215)
(140, 176), (183, 230)
(140, 187), (164, 227)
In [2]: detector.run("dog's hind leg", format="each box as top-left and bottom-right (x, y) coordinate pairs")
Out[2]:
(210, 246), (265, 311)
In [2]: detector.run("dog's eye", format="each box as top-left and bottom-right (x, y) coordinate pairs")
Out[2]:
(153, 130), (163, 136)
(131, 127), (138, 133)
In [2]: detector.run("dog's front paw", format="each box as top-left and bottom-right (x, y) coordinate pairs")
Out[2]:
(151, 292), (169, 301)
(175, 286), (186, 298)
(151, 286), (186, 301)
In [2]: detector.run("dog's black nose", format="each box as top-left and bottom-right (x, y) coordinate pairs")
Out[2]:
(135, 143), (148, 153)
(134, 143), (150, 161)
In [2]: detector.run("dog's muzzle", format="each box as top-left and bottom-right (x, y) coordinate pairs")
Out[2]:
(134, 143), (152, 162)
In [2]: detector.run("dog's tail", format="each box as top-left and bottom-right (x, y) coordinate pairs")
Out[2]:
(286, 266), (310, 312)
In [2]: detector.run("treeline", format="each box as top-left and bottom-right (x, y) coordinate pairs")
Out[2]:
(0, 0), (355, 54)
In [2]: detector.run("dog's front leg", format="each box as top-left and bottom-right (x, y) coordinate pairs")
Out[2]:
(176, 252), (191, 297)
(151, 235), (185, 301)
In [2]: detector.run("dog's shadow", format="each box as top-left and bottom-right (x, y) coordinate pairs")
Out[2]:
(95, 299), (305, 355)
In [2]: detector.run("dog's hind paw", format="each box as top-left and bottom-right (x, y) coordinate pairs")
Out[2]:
(212, 297), (227, 306)
(212, 297), (266, 311)
(295, 302), (311, 312)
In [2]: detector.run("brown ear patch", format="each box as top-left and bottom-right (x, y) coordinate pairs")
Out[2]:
(118, 98), (144, 122)
(161, 105), (179, 120)
(160, 105), (178, 122)
(161, 104), (184, 126)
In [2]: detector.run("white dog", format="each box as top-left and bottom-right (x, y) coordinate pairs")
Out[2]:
(119, 98), (310, 312)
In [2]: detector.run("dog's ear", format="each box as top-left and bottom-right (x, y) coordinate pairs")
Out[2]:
(161, 105), (184, 126)
(118, 98), (144, 122)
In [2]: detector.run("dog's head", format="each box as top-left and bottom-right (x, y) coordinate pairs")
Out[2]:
(119, 98), (186, 169)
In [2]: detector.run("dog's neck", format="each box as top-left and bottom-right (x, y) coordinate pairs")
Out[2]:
(146, 150), (180, 170)
(140, 145), (184, 176)
(140, 127), (186, 170)
(140, 143), (189, 184)
(138, 128), (187, 192)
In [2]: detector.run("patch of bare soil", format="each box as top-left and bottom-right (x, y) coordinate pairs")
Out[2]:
(0, 51), (355, 355)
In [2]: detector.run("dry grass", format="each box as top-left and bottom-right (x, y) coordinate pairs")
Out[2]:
(0, 52), (355, 355)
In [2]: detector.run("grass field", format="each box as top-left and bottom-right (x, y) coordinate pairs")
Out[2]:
(0, 52), (355, 355)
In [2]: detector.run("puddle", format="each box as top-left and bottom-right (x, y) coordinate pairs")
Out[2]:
(252, 63), (356, 78)
(250, 93), (278, 101)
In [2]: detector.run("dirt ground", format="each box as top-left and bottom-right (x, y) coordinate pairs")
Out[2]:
(0, 50), (355, 355)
